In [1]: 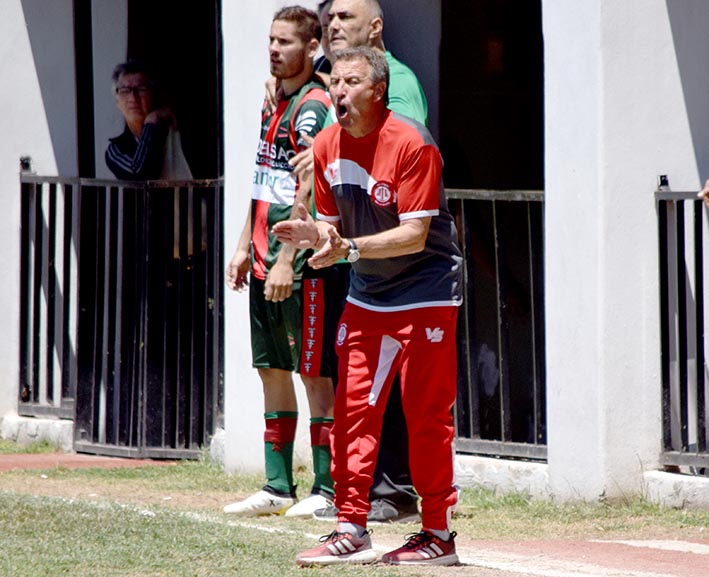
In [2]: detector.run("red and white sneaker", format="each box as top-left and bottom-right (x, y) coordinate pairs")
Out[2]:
(381, 530), (459, 566)
(296, 530), (378, 567)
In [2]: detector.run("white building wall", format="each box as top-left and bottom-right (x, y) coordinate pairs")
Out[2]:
(543, 0), (709, 501)
(543, 0), (606, 500)
(0, 0), (76, 417)
(92, 0), (129, 180)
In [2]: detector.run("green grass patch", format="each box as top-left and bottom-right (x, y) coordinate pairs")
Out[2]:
(0, 438), (59, 454)
(0, 492), (402, 577)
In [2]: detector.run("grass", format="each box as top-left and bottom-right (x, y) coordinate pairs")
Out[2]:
(0, 438), (60, 454)
(0, 442), (707, 576)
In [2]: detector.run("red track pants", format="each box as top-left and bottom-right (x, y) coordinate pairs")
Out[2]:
(331, 303), (459, 530)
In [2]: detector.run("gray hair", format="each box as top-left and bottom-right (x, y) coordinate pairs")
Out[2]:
(333, 46), (389, 104)
(334, 46), (388, 84)
(111, 59), (156, 89)
(363, 0), (384, 20)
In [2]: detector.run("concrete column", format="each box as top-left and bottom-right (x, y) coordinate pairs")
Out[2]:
(543, 0), (607, 500)
(543, 0), (709, 501)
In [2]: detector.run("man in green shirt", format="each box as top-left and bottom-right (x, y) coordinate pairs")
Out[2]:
(288, 0), (427, 181)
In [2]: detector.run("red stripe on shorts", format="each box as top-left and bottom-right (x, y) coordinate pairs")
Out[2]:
(300, 277), (324, 376)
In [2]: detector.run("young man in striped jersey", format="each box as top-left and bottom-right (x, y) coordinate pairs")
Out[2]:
(224, 5), (335, 518)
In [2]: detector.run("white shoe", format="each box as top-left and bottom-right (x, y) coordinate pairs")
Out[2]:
(285, 493), (334, 517)
(223, 490), (294, 516)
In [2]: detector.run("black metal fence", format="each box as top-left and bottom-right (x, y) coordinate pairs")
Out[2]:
(447, 189), (547, 460)
(20, 176), (544, 461)
(656, 187), (709, 473)
(20, 176), (224, 458)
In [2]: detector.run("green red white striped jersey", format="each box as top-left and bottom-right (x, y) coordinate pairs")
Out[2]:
(250, 78), (330, 282)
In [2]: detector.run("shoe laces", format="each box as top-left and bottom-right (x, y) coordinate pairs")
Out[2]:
(319, 529), (371, 543)
(402, 530), (456, 549)
(319, 530), (343, 543)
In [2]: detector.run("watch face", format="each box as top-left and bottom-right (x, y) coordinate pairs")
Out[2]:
(347, 249), (360, 263)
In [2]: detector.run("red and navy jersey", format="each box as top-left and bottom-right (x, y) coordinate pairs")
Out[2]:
(250, 78), (330, 282)
(312, 110), (463, 311)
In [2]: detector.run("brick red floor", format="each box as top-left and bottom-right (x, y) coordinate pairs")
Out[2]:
(456, 538), (709, 577)
(0, 452), (174, 472)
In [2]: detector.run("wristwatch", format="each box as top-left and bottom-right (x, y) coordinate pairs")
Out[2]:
(346, 238), (361, 263)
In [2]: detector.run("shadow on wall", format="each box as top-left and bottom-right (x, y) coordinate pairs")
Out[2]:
(666, 0), (709, 177)
(21, 0), (78, 175)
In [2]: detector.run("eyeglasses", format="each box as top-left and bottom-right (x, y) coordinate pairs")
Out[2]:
(116, 85), (151, 98)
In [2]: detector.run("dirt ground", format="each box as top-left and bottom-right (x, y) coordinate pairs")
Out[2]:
(2, 453), (708, 577)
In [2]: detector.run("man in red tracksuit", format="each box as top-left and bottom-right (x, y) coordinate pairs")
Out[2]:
(274, 45), (463, 567)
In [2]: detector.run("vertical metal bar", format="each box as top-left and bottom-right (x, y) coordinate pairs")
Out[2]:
(186, 185), (195, 448)
(210, 181), (225, 431)
(33, 183), (45, 403)
(460, 199), (474, 439)
(676, 206), (689, 451)
(189, 185), (201, 448)
(52, 183), (71, 407)
(493, 201), (512, 441)
(197, 186), (210, 444)
(98, 186), (112, 445)
(694, 201), (706, 452)
(171, 185), (182, 449)
(19, 181), (33, 405)
(658, 200), (673, 451)
(127, 184), (142, 450)
(456, 198), (476, 440)
(29, 184), (39, 403)
(66, 183), (79, 402)
(112, 185), (125, 445)
(527, 201), (544, 445)
(138, 185), (150, 454)
(46, 183), (58, 406)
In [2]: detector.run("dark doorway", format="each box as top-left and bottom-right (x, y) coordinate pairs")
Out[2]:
(440, 1), (546, 458)
(439, 0), (543, 189)
(126, 0), (223, 179)
(72, 1), (224, 458)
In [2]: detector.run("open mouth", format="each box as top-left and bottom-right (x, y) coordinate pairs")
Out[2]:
(337, 103), (348, 119)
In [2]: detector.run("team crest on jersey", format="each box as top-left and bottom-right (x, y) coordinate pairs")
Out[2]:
(372, 181), (395, 207)
(336, 323), (348, 346)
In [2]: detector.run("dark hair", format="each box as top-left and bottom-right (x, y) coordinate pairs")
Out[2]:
(273, 5), (321, 42)
(111, 59), (157, 88)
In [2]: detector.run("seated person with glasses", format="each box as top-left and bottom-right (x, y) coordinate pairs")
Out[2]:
(106, 59), (192, 181)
